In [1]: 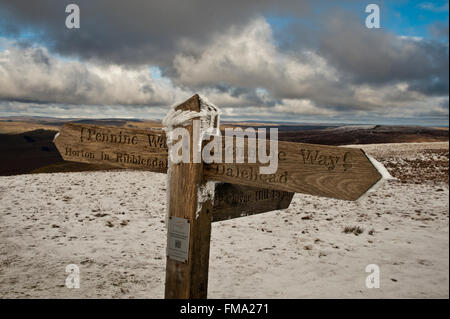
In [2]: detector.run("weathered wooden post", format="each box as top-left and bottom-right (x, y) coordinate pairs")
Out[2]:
(163, 94), (219, 299)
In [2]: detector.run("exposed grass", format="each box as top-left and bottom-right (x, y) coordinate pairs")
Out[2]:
(343, 226), (364, 236)
(30, 162), (120, 174)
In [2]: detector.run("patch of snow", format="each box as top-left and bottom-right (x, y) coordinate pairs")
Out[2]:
(0, 142), (448, 298)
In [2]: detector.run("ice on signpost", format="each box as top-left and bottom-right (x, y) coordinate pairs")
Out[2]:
(357, 154), (396, 201)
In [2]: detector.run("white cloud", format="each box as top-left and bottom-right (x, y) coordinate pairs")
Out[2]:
(0, 16), (448, 124)
(172, 17), (449, 119)
(173, 18), (338, 95)
(274, 99), (335, 116)
(419, 2), (449, 12)
(0, 42), (190, 106)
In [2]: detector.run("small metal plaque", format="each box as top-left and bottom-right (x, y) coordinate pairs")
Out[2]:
(167, 216), (190, 263)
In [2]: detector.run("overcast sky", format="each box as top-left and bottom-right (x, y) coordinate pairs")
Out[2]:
(0, 0), (448, 125)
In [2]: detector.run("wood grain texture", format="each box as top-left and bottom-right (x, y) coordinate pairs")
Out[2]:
(212, 183), (294, 222)
(164, 94), (213, 299)
(54, 123), (168, 172)
(204, 137), (382, 201)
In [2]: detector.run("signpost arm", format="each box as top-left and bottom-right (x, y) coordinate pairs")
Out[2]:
(164, 94), (217, 299)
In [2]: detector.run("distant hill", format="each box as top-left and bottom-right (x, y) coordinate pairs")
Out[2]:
(0, 129), (115, 176)
(277, 125), (449, 145)
(0, 119), (447, 176)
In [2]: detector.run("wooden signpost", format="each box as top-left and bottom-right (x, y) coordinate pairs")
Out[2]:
(54, 94), (384, 299)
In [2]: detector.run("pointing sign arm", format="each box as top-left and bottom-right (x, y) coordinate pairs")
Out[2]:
(53, 123), (168, 173)
(204, 136), (382, 201)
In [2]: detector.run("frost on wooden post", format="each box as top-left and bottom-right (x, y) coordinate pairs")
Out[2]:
(163, 95), (220, 148)
(196, 181), (216, 220)
(162, 94), (221, 223)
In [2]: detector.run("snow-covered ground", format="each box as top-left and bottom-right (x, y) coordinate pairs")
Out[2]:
(0, 142), (448, 298)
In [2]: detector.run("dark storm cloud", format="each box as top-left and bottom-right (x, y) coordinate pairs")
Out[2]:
(318, 12), (449, 95)
(0, 0), (311, 67)
(0, 1), (448, 122)
(2, 1), (447, 95)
